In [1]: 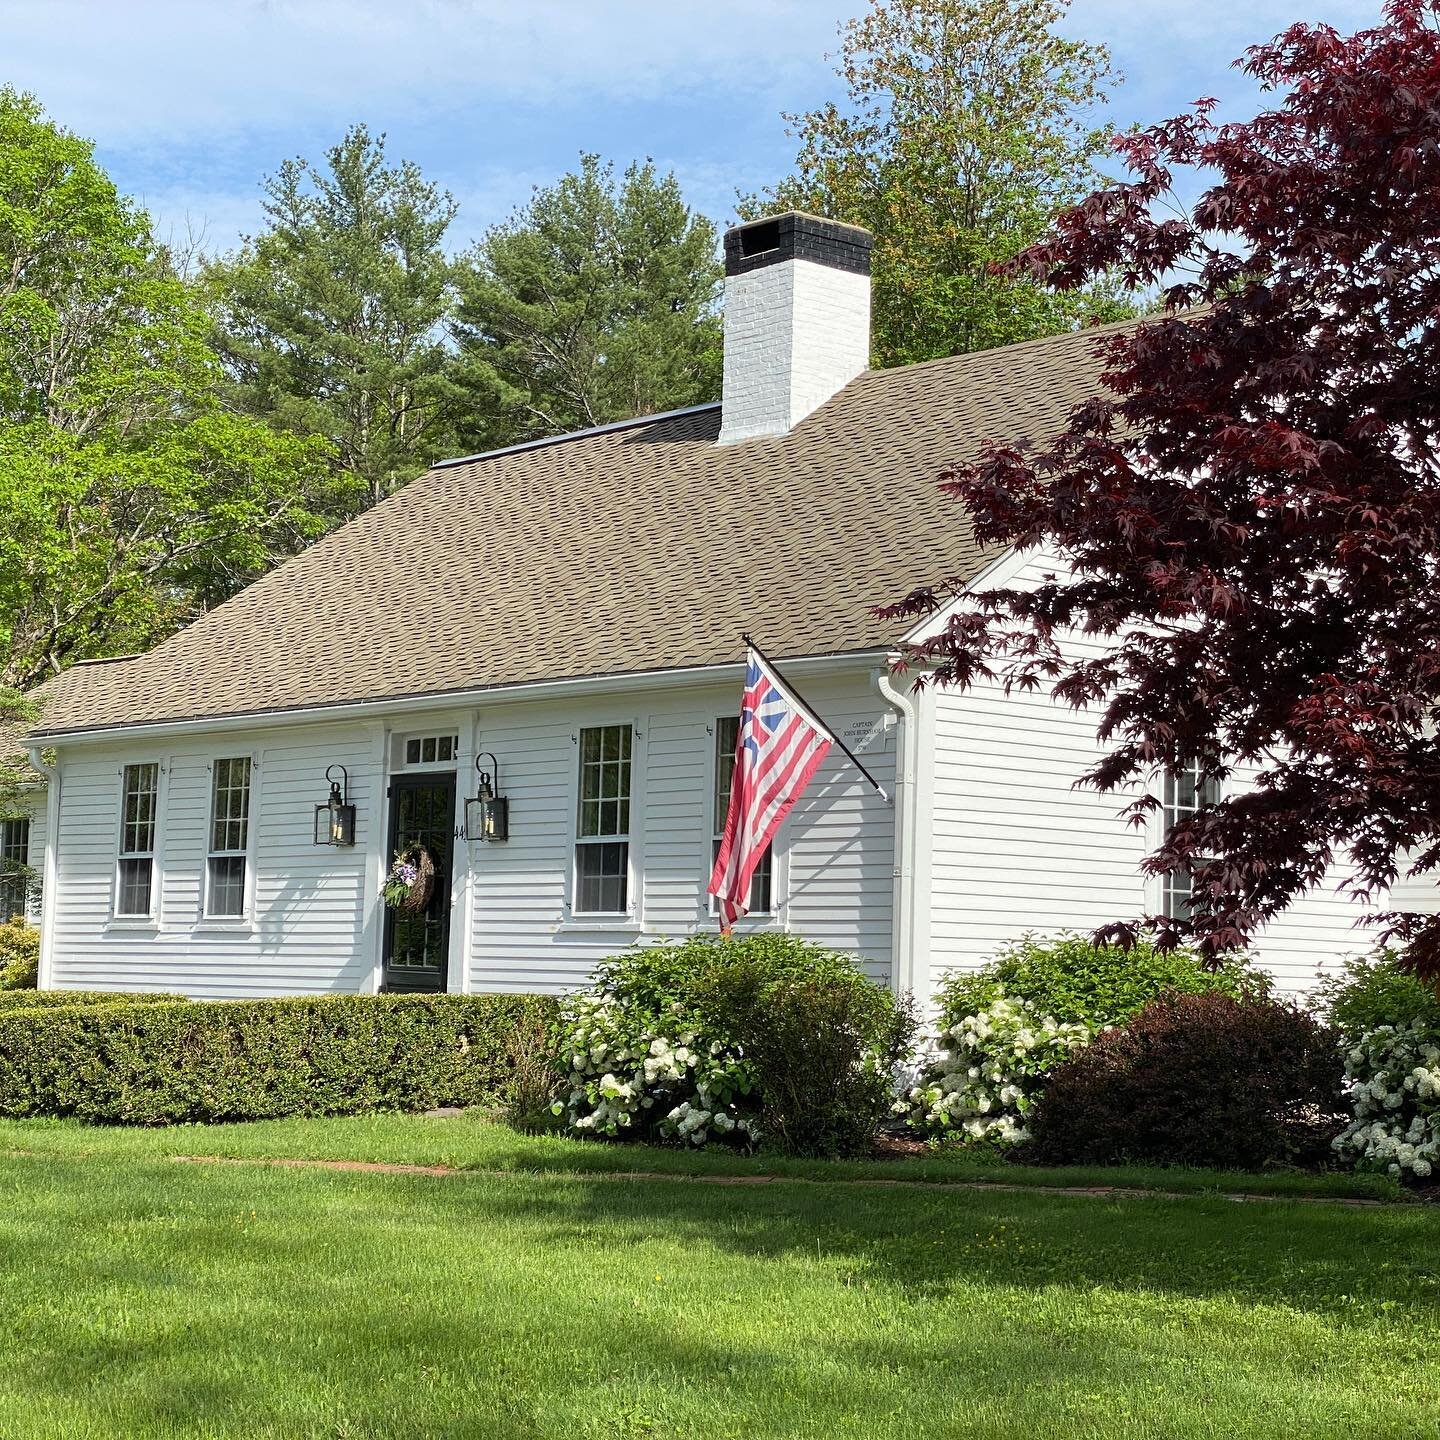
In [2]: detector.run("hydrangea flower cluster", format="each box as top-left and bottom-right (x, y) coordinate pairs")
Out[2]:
(1333, 1019), (1440, 1179)
(903, 994), (1093, 1146)
(552, 991), (759, 1147)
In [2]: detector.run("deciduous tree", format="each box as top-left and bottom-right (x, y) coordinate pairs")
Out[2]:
(749, 0), (1136, 366)
(0, 88), (325, 692)
(887, 0), (1440, 979)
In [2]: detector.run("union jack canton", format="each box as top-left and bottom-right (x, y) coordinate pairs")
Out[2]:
(708, 649), (834, 930)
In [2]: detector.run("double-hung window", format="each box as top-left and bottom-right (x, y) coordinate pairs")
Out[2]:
(116, 763), (159, 918)
(206, 757), (252, 919)
(1160, 761), (1221, 920)
(712, 715), (772, 913)
(575, 724), (632, 914)
(0, 816), (29, 920)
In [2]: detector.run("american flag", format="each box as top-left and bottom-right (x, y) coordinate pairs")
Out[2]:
(708, 648), (834, 930)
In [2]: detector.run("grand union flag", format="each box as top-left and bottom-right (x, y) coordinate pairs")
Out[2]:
(708, 648), (834, 929)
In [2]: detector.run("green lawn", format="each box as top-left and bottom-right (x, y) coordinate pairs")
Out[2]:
(0, 1116), (1437, 1439)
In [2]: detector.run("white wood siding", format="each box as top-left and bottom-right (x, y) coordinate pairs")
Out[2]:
(44, 670), (897, 998)
(925, 551), (1372, 999)
(466, 674), (896, 993)
(48, 722), (379, 997)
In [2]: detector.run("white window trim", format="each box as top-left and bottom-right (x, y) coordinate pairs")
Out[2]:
(199, 754), (259, 929)
(108, 758), (167, 929)
(565, 717), (645, 923)
(702, 713), (782, 922)
(393, 730), (463, 772)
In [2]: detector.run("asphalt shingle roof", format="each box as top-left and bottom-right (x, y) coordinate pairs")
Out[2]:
(33, 318), (1132, 737)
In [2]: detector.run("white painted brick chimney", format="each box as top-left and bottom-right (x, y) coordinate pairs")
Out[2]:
(717, 212), (873, 446)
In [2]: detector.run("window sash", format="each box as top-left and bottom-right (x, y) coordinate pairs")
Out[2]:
(115, 764), (159, 918)
(1160, 762), (1221, 920)
(713, 716), (772, 913)
(574, 725), (633, 913)
(206, 758), (252, 919)
(121, 763), (158, 858)
(0, 817), (29, 920)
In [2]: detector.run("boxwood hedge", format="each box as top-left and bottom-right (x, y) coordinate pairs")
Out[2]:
(0, 993), (558, 1124)
(0, 989), (186, 1011)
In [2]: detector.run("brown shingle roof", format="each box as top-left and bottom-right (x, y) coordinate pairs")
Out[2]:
(33, 319), (1130, 737)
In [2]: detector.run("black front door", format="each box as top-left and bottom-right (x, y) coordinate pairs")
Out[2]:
(382, 773), (456, 994)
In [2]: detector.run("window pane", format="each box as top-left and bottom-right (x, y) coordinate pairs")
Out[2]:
(121, 764), (158, 856)
(117, 857), (153, 917)
(437, 736), (454, 762)
(0, 817), (29, 919)
(206, 857), (246, 918)
(210, 757), (251, 855)
(715, 716), (740, 830)
(1161, 762), (1219, 920)
(711, 836), (772, 914)
(406, 739), (421, 764)
(577, 726), (632, 840)
(576, 841), (628, 913)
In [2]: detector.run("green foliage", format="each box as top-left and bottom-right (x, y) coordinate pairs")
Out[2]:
(1313, 949), (1440, 1044)
(205, 125), (462, 516)
(0, 987), (182, 1009)
(0, 993), (557, 1124)
(1026, 992), (1347, 1170)
(746, 0), (1138, 366)
(0, 87), (328, 689)
(0, 917), (38, 989)
(935, 930), (1267, 1031)
(557, 934), (913, 1157)
(692, 938), (916, 1158)
(452, 154), (721, 449)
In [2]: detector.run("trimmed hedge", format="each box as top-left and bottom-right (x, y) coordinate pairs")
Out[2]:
(0, 989), (186, 1011)
(0, 993), (558, 1124)
(0, 917), (39, 990)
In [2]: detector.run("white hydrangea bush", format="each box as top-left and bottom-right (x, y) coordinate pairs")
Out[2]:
(1333, 1020), (1440, 1179)
(903, 995), (1093, 1146)
(552, 991), (760, 1147)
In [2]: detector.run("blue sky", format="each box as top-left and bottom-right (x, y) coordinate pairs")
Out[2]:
(0, 0), (1384, 256)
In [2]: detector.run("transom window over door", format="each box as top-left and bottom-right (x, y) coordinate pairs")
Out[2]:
(0, 816), (29, 920)
(713, 715), (772, 913)
(1161, 762), (1221, 920)
(116, 763), (159, 918)
(206, 757), (252, 919)
(575, 724), (632, 914)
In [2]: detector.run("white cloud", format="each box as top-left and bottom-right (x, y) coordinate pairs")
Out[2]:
(0, 0), (842, 145)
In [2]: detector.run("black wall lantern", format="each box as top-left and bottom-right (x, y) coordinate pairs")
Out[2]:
(314, 764), (357, 847)
(465, 752), (509, 842)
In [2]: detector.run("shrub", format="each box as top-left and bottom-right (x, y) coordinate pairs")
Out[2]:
(935, 931), (1266, 1031)
(0, 918), (39, 990)
(1319, 951), (1440, 1180)
(1313, 948), (1440, 1044)
(0, 989), (186, 1010)
(905, 995), (1091, 1145)
(908, 932), (1267, 1146)
(554, 934), (914, 1156)
(698, 951), (916, 1158)
(1024, 991), (1347, 1170)
(0, 993), (557, 1124)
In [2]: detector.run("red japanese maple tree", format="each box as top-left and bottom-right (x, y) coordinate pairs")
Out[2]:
(888, 1), (1440, 976)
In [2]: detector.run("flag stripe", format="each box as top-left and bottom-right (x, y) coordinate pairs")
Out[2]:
(707, 649), (835, 929)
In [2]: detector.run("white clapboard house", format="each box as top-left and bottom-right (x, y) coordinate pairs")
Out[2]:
(13, 212), (1375, 1001)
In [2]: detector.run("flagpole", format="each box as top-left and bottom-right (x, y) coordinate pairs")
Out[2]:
(741, 633), (890, 803)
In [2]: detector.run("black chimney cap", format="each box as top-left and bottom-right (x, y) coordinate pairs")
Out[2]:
(724, 212), (873, 278)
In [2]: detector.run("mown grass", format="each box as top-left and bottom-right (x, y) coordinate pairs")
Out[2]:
(0, 1116), (1437, 1437)
(0, 1110), (1406, 1201)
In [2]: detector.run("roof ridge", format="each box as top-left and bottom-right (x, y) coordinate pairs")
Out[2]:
(432, 402), (722, 471)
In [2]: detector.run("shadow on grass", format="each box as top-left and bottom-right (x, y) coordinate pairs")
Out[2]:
(0, 1154), (1437, 1439)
